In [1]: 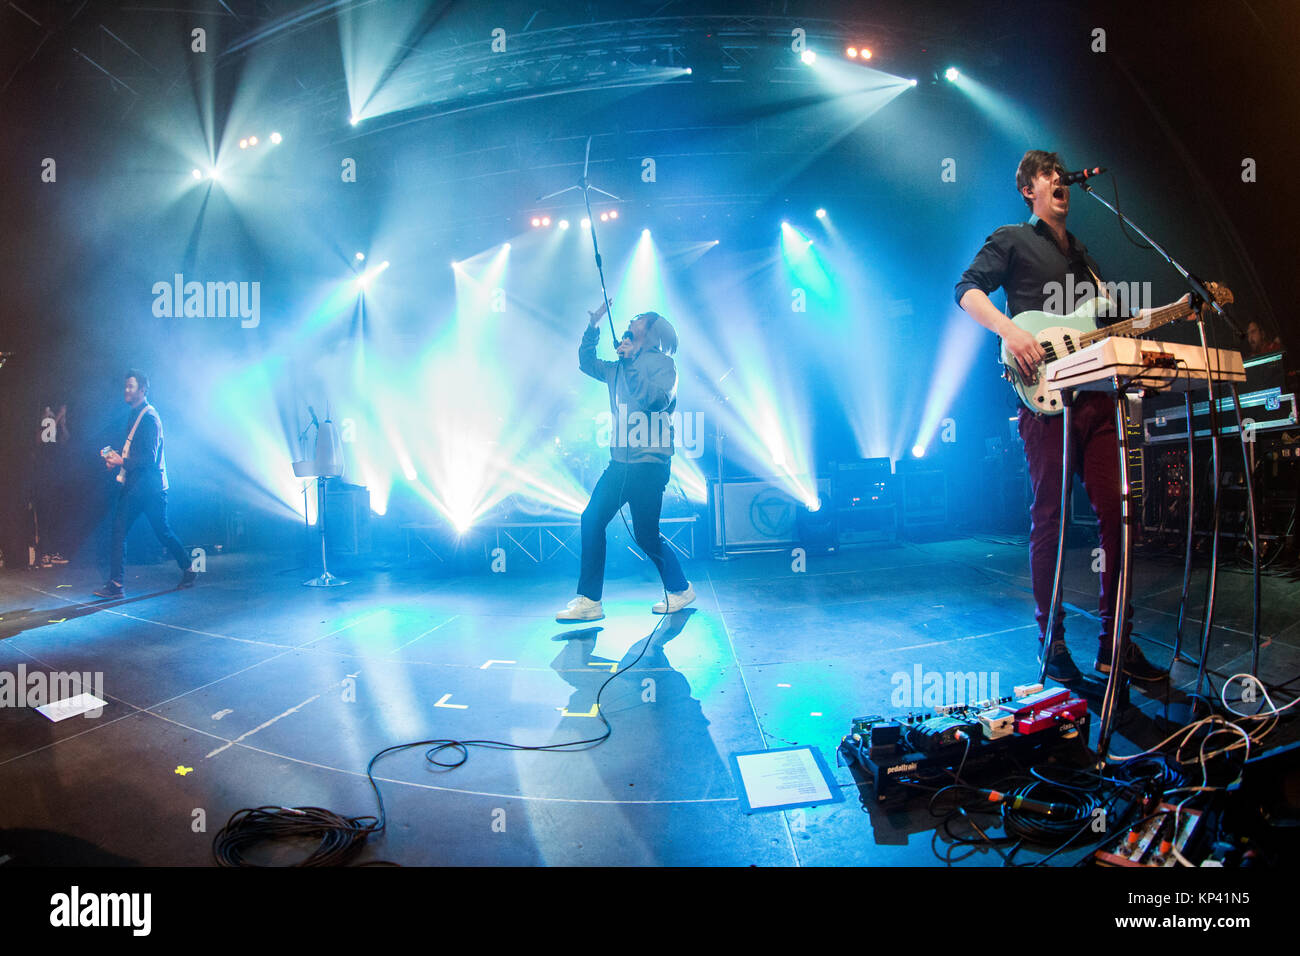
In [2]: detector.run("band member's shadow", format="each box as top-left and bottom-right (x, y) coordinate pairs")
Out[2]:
(546, 609), (732, 856)
(0, 593), (175, 642)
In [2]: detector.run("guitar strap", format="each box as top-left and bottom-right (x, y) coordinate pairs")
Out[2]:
(118, 403), (152, 485)
(1080, 257), (1127, 320)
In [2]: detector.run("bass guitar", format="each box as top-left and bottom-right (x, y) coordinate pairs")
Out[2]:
(1002, 282), (1234, 414)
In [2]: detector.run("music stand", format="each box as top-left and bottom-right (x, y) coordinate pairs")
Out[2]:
(295, 417), (347, 588)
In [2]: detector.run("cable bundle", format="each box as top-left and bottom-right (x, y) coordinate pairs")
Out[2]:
(213, 805), (381, 867)
(999, 781), (1101, 843)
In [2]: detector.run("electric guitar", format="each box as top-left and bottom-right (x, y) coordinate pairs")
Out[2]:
(1003, 282), (1234, 414)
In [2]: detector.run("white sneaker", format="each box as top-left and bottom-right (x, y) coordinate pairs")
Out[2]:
(652, 584), (696, 614)
(556, 595), (604, 623)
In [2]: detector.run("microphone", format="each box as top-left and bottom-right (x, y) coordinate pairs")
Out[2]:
(1061, 166), (1106, 186)
(307, 405), (320, 428)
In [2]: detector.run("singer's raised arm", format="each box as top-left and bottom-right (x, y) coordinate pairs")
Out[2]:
(578, 323), (616, 383)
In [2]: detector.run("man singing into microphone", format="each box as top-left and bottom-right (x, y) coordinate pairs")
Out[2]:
(556, 305), (694, 622)
(95, 370), (196, 598)
(956, 150), (1170, 684)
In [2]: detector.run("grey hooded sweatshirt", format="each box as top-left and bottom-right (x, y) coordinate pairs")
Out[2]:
(579, 324), (678, 463)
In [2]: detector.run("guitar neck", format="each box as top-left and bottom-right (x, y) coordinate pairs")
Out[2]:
(1077, 301), (1191, 347)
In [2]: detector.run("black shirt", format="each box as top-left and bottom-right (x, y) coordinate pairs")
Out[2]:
(954, 215), (1109, 319)
(122, 403), (168, 492)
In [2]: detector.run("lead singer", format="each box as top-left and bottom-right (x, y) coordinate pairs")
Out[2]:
(556, 305), (694, 622)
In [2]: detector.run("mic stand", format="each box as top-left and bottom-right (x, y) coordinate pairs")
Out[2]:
(1080, 183), (1261, 722)
(715, 425), (729, 559)
(536, 136), (623, 347)
(297, 421), (315, 546)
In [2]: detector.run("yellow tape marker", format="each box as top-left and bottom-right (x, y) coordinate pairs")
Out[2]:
(560, 703), (599, 718)
(175, 766), (194, 776)
(587, 662), (617, 673)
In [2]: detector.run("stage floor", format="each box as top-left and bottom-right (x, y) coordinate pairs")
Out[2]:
(1, 537), (1295, 866)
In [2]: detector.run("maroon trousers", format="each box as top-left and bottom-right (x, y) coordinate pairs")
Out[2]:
(1019, 392), (1133, 650)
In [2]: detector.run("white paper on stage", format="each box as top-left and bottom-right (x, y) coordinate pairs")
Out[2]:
(36, 692), (107, 722)
(734, 746), (834, 810)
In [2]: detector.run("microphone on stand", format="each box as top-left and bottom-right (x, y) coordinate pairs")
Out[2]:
(1061, 166), (1107, 186)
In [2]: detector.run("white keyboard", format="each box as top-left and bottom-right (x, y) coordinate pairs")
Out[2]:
(1044, 338), (1245, 393)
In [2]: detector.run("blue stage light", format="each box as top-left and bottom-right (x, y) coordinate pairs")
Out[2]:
(945, 67), (960, 82)
(357, 260), (390, 290)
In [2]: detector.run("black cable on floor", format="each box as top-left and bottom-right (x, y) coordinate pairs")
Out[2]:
(213, 805), (381, 867)
(213, 615), (669, 866)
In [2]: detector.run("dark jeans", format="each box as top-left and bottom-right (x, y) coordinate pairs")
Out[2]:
(109, 486), (189, 583)
(1019, 393), (1133, 649)
(577, 459), (688, 601)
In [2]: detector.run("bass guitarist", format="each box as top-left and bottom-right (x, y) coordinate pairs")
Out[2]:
(955, 149), (1172, 685)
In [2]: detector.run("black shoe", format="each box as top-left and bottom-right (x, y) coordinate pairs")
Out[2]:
(178, 569), (198, 588)
(1041, 640), (1082, 684)
(1096, 641), (1169, 683)
(94, 582), (124, 599)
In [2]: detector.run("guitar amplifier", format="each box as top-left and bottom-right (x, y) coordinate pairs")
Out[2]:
(896, 459), (947, 537)
(833, 458), (896, 544)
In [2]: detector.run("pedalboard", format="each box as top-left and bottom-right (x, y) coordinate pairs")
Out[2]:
(839, 686), (1091, 805)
